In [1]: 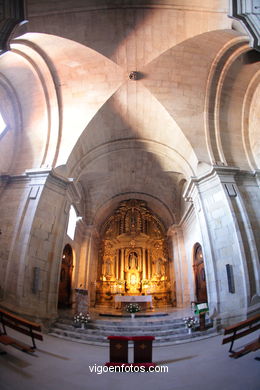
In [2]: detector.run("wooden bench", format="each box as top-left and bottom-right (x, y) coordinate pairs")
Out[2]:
(222, 313), (260, 358)
(0, 308), (43, 353)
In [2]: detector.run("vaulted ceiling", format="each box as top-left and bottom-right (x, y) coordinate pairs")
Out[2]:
(0, 0), (259, 228)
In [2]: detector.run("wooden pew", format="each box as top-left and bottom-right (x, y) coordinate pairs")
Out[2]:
(222, 313), (260, 358)
(0, 308), (43, 353)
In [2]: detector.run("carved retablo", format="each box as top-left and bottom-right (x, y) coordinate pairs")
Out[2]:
(96, 199), (173, 307)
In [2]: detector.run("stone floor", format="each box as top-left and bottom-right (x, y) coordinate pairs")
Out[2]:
(0, 327), (259, 390)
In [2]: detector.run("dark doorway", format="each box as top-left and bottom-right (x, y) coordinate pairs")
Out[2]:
(193, 243), (208, 303)
(58, 244), (73, 308)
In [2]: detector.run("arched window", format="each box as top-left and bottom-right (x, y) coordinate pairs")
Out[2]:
(0, 112), (7, 136)
(67, 205), (77, 240)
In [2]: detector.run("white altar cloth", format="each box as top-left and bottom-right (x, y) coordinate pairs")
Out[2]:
(114, 295), (153, 309)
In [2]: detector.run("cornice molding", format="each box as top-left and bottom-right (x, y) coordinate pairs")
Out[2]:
(28, 1), (228, 18)
(0, 0), (27, 53)
(183, 165), (258, 201)
(229, 0), (260, 51)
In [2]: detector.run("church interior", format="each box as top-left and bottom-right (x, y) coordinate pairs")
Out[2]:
(0, 1), (259, 389)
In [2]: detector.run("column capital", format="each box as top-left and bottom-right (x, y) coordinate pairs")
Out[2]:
(0, 168), (51, 186)
(84, 225), (99, 240)
(183, 165), (244, 203)
(254, 169), (260, 187)
(167, 224), (182, 237)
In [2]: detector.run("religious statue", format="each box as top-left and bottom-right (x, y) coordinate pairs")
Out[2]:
(153, 257), (166, 277)
(128, 252), (138, 270)
(102, 257), (113, 278)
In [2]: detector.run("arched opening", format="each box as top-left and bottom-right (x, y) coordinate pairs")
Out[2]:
(193, 243), (208, 303)
(58, 244), (74, 308)
(95, 199), (173, 308)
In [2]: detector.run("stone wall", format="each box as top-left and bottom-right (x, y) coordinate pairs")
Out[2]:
(184, 166), (260, 325)
(0, 170), (85, 319)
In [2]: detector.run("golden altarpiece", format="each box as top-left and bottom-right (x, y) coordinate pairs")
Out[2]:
(96, 200), (173, 308)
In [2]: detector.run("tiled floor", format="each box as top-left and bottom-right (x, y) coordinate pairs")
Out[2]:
(0, 327), (259, 390)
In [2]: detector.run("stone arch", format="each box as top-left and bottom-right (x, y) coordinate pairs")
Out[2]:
(245, 77), (260, 169)
(0, 32), (123, 173)
(204, 36), (250, 166)
(0, 72), (23, 174)
(73, 146), (188, 227)
(93, 192), (175, 234)
(205, 45), (260, 169)
(0, 34), (63, 172)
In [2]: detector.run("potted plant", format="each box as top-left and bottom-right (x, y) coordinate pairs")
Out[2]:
(73, 312), (90, 329)
(183, 316), (196, 334)
(125, 303), (141, 319)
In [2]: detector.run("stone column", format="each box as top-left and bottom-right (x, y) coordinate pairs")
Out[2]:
(84, 225), (99, 307)
(120, 249), (125, 280)
(2, 170), (51, 311)
(78, 232), (90, 290)
(167, 226), (190, 308)
(235, 170), (260, 301)
(1, 169), (73, 319)
(146, 250), (149, 279)
(115, 249), (119, 280)
(142, 248), (146, 279)
(148, 250), (152, 279)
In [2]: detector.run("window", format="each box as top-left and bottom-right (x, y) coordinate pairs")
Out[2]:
(0, 112), (6, 136)
(67, 205), (77, 240)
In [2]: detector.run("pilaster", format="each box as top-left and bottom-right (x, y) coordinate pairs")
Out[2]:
(184, 165), (260, 322)
(167, 225), (190, 308)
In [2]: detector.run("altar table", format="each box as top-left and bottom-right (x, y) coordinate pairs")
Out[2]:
(114, 295), (153, 309)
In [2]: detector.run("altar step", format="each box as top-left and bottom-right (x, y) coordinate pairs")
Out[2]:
(48, 316), (218, 346)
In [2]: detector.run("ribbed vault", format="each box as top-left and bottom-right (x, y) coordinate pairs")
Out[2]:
(0, 1), (259, 229)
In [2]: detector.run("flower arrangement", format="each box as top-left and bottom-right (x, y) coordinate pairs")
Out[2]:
(73, 312), (90, 327)
(125, 303), (141, 313)
(183, 316), (196, 329)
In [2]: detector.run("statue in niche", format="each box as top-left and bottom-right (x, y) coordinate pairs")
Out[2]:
(102, 257), (113, 277)
(153, 257), (166, 277)
(128, 252), (138, 270)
